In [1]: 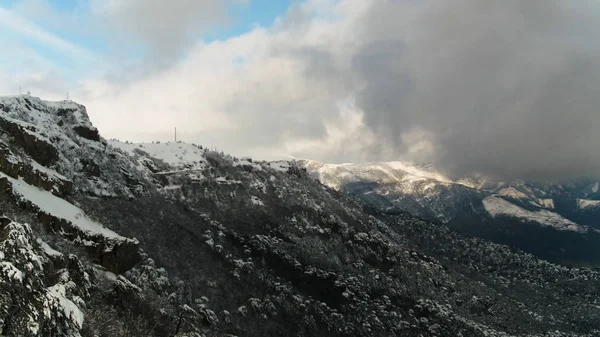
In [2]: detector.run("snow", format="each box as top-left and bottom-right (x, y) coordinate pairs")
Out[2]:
(371, 165), (402, 183)
(29, 159), (68, 181)
(233, 158), (263, 171)
(305, 159), (460, 194)
(250, 180), (267, 193)
(537, 199), (555, 210)
(498, 187), (529, 199)
(110, 141), (206, 170)
(268, 161), (291, 172)
(0, 97), (86, 144)
(37, 238), (63, 257)
(161, 184), (182, 191)
(0, 261), (24, 282)
(250, 196), (264, 206)
(45, 100), (94, 128)
(0, 96), (130, 198)
(592, 182), (599, 193)
(577, 199), (600, 210)
(2, 173), (124, 239)
(155, 169), (199, 175)
(483, 196), (585, 232)
(216, 176), (242, 184)
(385, 161), (452, 184)
(102, 270), (118, 282)
(46, 284), (84, 329)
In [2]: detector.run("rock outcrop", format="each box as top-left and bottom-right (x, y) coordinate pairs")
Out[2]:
(0, 116), (59, 166)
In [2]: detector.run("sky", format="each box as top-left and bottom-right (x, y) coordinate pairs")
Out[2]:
(1, 0), (600, 181)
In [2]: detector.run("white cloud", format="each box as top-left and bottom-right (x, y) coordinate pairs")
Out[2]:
(4, 0), (600, 180)
(89, 0), (236, 65)
(74, 0), (365, 160)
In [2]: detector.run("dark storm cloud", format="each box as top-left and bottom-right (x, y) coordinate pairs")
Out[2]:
(348, 0), (600, 180)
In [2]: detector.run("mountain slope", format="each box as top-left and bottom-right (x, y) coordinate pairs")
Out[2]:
(302, 160), (600, 266)
(1, 96), (600, 336)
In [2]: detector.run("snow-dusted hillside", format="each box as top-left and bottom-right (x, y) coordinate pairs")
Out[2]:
(577, 198), (600, 209)
(2, 96), (600, 336)
(303, 160), (463, 191)
(482, 196), (585, 232)
(2, 172), (126, 240)
(110, 141), (207, 170)
(302, 159), (600, 228)
(301, 159), (600, 269)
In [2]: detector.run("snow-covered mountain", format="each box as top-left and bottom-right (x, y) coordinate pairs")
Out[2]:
(302, 160), (600, 265)
(2, 95), (600, 336)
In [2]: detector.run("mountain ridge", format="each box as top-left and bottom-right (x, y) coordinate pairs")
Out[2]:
(1, 95), (600, 336)
(301, 159), (600, 266)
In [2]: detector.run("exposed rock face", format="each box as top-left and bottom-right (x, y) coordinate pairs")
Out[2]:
(0, 116), (59, 166)
(35, 211), (141, 274)
(0, 143), (72, 197)
(97, 239), (140, 274)
(0, 176), (141, 275)
(73, 126), (101, 142)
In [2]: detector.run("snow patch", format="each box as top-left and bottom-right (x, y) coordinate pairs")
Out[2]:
(46, 284), (84, 328)
(29, 159), (68, 181)
(537, 199), (555, 210)
(483, 196), (584, 232)
(2, 173), (124, 239)
(268, 161), (291, 172)
(498, 187), (529, 199)
(216, 176), (242, 184)
(161, 184), (182, 191)
(385, 161), (451, 184)
(110, 141), (206, 170)
(1, 261), (24, 282)
(250, 196), (264, 206)
(577, 199), (600, 210)
(37, 238), (63, 257)
(234, 158), (263, 171)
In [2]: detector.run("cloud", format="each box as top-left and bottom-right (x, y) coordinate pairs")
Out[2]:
(4, 0), (600, 181)
(76, 1), (356, 152)
(89, 0), (233, 66)
(347, 0), (600, 180)
(78, 0), (600, 181)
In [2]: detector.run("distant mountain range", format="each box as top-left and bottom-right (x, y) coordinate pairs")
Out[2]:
(301, 160), (600, 266)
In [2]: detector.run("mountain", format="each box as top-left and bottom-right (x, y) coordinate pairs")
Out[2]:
(301, 160), (600, 266)
(1, 95), (600, 336)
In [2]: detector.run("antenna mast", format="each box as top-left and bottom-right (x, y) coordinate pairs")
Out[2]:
(174, 127), (177, 142)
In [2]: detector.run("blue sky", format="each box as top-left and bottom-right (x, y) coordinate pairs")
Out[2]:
(0, 0), (292, 82)
(207, 0), (292, 41)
